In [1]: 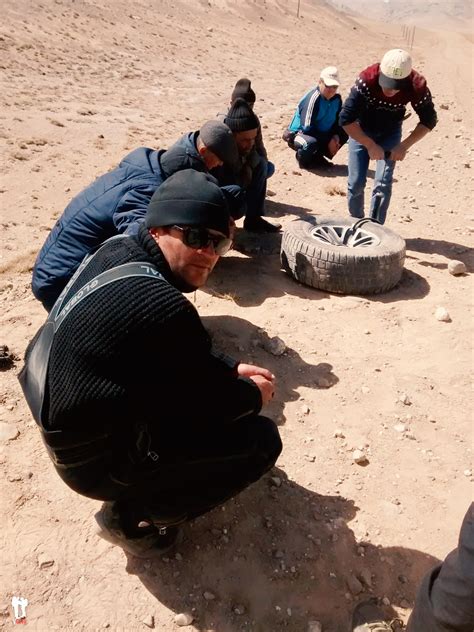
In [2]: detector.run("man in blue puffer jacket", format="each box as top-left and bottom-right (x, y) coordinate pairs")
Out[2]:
(282, 66), (348, 169)
(32, 121), (240, 311)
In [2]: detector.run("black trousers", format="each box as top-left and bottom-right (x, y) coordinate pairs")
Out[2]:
(58, 414), (282, 531)
(407, 503), (474, 631)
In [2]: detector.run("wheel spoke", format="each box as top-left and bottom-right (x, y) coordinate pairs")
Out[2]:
(311, 225), (379, 248)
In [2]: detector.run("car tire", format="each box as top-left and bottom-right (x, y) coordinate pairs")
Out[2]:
(281, 216), (406, 295)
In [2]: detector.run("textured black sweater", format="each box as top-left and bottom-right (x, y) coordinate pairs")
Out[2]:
(339, 63), (438, 134)
(30, 226), (262, 452)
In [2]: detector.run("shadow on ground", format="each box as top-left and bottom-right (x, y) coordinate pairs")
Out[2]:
(406, 237), (474, 273)
(201, 314), (339, 425)
(205, 249), (332, 307)
(303, 164), (382, 181)
(365, 268), (430, 304)
(264, 199), (314, 220)
(207, 248), (431, 307)
(126, 470), (439, 632)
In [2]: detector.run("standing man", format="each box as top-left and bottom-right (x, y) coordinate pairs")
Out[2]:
(32, 121), (239, 311)
(19, 170), (282, 557)
(340, 49), (437, 224)
(282, 66), (348, 168)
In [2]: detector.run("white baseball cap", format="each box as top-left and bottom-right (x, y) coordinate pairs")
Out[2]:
(379, 49), (412, 89)
(320, 66), (340, 87)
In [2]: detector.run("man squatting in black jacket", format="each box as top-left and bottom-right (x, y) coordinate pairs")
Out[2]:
(20, 170), (282, 557)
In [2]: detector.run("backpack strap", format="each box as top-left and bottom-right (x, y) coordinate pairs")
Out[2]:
(19, 250), (166, 428)
(50, 233), (130, 321)
(53, 262), (164, 332)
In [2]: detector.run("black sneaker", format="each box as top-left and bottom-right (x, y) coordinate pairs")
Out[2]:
(352, 598), (404, 632)
(94, 502), (182, 558)
(244, 217), (281, 233)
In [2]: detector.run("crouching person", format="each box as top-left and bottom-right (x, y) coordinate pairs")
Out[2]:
(19, 170), (282, 557)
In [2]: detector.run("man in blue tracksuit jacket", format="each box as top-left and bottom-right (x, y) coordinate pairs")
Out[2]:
(282, 66), (348, 168)
(32, 122), (241, 311)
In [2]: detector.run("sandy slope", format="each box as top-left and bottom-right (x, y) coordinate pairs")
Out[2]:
(0, 0), (472, 630)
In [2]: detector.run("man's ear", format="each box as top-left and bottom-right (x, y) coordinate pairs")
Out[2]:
(197, 145), (207, 158)
(149, 226), (166, 241)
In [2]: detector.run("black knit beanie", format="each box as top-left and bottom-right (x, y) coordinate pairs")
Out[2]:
(145, 170), (230, 237)
(231, 78), (256, 104)
(225, 97), (259, 133)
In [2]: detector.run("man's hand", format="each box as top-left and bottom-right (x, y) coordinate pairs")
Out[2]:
(367, 142), (385, 160)
(237, 363), (275, 381)
(389, 143), (408, 161)
(327, 135), (341, 158)
(248, 374), (275, 405)
(237, 363), (275, 406)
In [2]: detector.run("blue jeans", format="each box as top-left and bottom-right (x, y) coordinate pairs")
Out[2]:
(347, 126), (402, 225)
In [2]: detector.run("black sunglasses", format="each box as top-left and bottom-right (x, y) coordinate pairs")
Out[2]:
(172, 225), (232, 256)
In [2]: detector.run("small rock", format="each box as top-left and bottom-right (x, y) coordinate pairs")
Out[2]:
(398, 393), (412, 406)
(435, 307), (451, 322)
(333, 429), (345, 438)
(448, 260), (467, 276)
(361, 386), (370, 394)
(270, 476), (282, 487)
(394, 423), (407, 433)
(307, 621), (323, 632)
(264, 336), (286, 356)
(0, 345), (15, 369)
(233, 604), (245, 615)
(203, 591), (216, 601)
(440, 103), (450, 110)
(358, 568), (372, 587)
(0, 422), (19, 442)
(432, 150), (441, 158)
(352, 450), (368, 465)
(400, 599), (411, 609)
(273, 549), (285, 559)
(142, 614), (154, 628)
(464, 469), (472, 477)
(38, 554), (54, 569)
(346, 574), (363, 595)
(300, 405), (310, 415)
(174, 612), (194, 626)
(316, 377), (330, 388)
(382, 597), (391, 606)
(207, 26), (213, 32)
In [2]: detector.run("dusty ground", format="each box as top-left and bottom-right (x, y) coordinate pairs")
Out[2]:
(0, 0), (472, 630)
